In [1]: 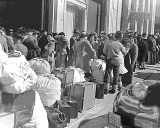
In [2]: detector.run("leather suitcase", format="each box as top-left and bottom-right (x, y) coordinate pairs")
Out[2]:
(2, 90), (35, 112)
(64, 82), (73, 97)
(63, 96), (78, 119)
(53, 68), (74, 85)
(71, 81), (96, 112)
(55, 100), (71, 123)
(14, 108), (34, 127)
(0, 90), (35, 128)
(45, 107), (67, 128)
(53, 68), (74, 96)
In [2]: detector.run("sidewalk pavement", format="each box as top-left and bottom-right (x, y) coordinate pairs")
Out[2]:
(66, 63), (160, 128)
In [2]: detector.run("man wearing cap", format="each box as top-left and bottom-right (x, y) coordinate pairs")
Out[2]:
(68, 29), (80, 66)
(103, 31), (127, 93)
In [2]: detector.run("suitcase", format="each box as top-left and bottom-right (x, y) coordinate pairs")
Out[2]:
(53, 68), (74, 85)
(63, 96), (78, 119)
(53, 68), (74, 96)
(14, 108), (34, 127)
(64, 82), (73, 97)
(71, 81), (96, 112)
(0, 90), (35, 128)
(2, 90), (35, 112)
(45, 107), (67, 128)
(55, 100), (71, 123)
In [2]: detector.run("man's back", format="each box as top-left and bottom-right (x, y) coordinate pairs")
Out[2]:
(103, 40), (125, 59)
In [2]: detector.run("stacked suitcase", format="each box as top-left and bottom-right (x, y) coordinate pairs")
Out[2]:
(0, 90), (35, 128)
(51, 67), (97, 127)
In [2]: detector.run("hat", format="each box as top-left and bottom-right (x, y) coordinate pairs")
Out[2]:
(58, 32), (65, 36)
(142, 33), (147, 37)
(73, 29), (80, 35)
(115, 31), (123, 38)
(80, 31), (87, 37)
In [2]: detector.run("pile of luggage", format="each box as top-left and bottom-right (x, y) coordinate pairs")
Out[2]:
(0, 50), (107, 128)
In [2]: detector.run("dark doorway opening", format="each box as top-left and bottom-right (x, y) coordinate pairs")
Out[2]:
(0, 0), (42, 31)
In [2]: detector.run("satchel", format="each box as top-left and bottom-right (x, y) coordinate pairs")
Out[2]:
(45, 106), (67, 128)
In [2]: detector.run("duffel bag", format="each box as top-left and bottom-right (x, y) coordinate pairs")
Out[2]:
(34, 74), (61, 107)
(89, 59), (106, 72)
(28, 58), (51, 75)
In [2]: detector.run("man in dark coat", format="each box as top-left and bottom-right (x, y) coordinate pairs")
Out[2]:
(122, 34), (138, 86)
(38, 29), (48, 57)
(22, 29), (41, 60)
(68, 29), (80, 66)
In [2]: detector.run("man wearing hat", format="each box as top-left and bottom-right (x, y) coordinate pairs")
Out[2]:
(103, 31), (127, 93)
(68, 29), (80, 66)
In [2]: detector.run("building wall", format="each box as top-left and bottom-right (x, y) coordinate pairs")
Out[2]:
(121, 0), (157, 34)
(155, 0), (160, 32)
(100, 0), (122, 34)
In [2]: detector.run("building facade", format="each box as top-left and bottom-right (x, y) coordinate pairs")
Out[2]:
(0, 0), (157, 37)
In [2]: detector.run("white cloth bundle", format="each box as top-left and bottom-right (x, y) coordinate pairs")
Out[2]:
(89, 59), (106, 72)
(28, 58), (51, 75)
(69, 67), (86, 84)
(34, 74), (61, 107)
(0, 50), (37, 94)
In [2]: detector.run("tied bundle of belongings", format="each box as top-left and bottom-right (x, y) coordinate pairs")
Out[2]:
(34, 73), (61, 107)
(68, 66), (86, 84)
(28, 58), (51, 75)
(0, 50), (37, 94)
(89, 59), (106, 84)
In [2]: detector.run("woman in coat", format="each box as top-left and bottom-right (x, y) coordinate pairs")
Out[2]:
(137, 33), (148, 69)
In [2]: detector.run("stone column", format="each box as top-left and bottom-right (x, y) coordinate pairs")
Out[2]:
(137, 0), (145, 34)
(48, 0), (55, 33)
(143, 0), (150, 34)
(56, 0), (65, 33)
(148, 0), (156, 34)
(100, 0), (110, 33)
(116, 0), (122, 31)
(121, 0), (132, 34)
(151, 0), (156, 34)
(130, 0), (139, 32)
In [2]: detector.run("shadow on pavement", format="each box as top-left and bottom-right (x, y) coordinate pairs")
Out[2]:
(134, 72), (152, 80)
(78, 114), (131, 128)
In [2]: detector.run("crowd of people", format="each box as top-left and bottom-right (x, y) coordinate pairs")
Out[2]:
(0, 26), (160, 94)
